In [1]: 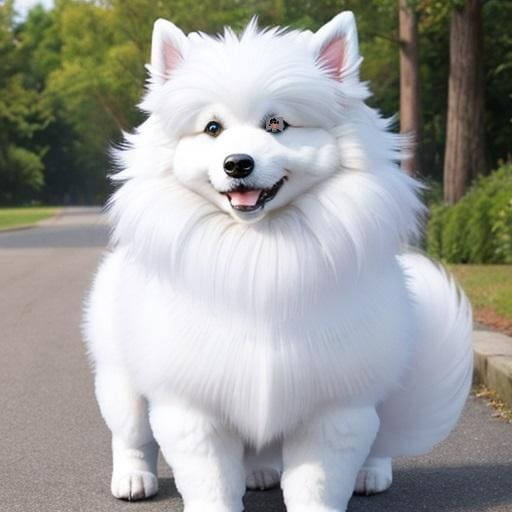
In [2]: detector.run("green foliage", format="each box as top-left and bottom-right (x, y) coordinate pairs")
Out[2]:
(0, 145), (45, 202)
(483, 0), (512, 168)
(450, 264), (512, 322)
(0, 1), (50, 204)
(491, 188), (512, 264)
(1, 0), (511, 205)
(0, 206), (57, 230)
(427, 165), (512, 263)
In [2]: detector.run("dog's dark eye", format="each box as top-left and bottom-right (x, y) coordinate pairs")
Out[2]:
(205, 121), (223, 137)
(262, 114), (289, 133)
(270, 120), (289, 132)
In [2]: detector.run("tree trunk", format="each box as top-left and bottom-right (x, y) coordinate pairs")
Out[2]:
(399, 0), (421, 176)
(443, 0), (486, 204)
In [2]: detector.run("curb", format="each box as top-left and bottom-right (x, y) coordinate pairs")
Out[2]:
(0, 209), (63, 234)
(474, 329), (512, 408)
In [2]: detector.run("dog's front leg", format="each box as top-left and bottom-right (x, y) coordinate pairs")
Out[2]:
(150, 398), (245, 512)
(282, 405), (379, 512)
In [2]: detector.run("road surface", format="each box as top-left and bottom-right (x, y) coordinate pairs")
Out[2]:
(0, 208), (511, 512)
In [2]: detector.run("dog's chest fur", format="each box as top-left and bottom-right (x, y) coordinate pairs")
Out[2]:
(116, 249), (412, 446)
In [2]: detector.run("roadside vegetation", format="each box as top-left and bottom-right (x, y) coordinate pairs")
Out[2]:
(450, 264), (512, 335)
(428, 165), (512, 264)
(1, 0), (510, 205)
(0, 207), (58, 231)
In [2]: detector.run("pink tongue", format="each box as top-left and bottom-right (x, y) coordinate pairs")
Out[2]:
(229, 190), (262, 207)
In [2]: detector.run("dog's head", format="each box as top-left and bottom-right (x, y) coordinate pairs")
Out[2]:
(139, 12), (368, 223)
(111, 12), (423, 292)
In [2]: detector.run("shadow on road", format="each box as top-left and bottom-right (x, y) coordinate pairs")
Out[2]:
(150, 477), (180, 502)
(0, 207), (110, 249)
(152, 463), (512, 512)
(0, 224), (110, 249)
(60, 207), (105, 216)
(349, 463), (512, 511)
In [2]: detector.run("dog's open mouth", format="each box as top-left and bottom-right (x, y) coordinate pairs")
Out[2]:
(223, 177), (286, 212)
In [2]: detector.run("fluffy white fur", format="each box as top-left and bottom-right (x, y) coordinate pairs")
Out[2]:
(83, 11), (473, 512)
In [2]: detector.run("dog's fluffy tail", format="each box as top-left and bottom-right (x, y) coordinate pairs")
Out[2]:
(371, 252), (473, 457)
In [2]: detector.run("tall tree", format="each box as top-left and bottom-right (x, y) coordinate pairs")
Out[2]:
(443, 0), (486, 203)
(0, 1), (50, 204)
(399, 0), (421, 176)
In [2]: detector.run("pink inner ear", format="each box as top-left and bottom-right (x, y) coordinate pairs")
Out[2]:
(163, 42), (182, 77)
(321, 37), (346, 79)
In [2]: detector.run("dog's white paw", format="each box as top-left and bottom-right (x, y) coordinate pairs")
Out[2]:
(111, 470), (158, 500)
(354, 458), (392, 495)
(246, 467), (281, 490)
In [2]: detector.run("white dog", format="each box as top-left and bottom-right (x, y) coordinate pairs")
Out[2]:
(84, 11), (473, 512)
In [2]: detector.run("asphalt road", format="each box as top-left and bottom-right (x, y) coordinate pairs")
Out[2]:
(1, 207), (511, 512)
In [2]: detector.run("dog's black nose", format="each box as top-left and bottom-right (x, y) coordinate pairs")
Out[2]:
(223, 154), (254, 178)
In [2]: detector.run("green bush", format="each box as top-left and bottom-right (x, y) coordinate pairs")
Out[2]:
(427, 164), (512, 263)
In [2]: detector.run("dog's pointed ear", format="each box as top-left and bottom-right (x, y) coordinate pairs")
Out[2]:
(311, 11), (361, 81)
(150, 19), (188, 85)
